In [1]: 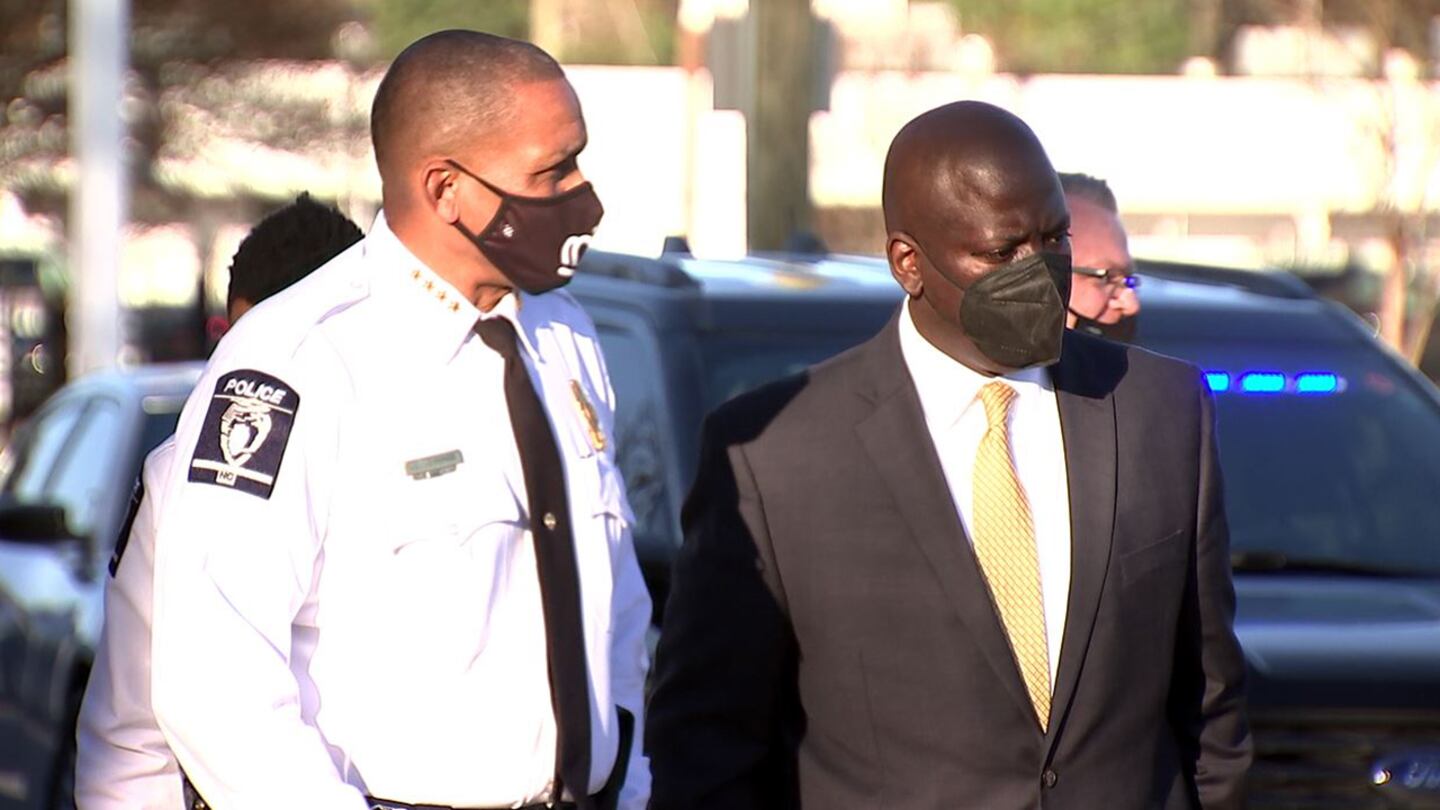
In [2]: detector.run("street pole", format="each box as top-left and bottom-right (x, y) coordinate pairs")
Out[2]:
(745, 0), (813, 252)
(68, 0), (128, 376)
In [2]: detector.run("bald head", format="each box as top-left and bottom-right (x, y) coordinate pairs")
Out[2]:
(882, 101), (1058, 242)
(371, 30), (565, 188)
(881, 101), (1071, 374)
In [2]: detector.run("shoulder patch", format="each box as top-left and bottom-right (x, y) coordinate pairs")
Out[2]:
(188, 370), (300, 499)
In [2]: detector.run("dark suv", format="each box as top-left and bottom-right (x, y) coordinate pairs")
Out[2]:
(570, 250), (1440, 809)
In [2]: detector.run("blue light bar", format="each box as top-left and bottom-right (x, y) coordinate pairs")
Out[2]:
(1240, 372), (1286, 393)
(1205, 372), (1231, 392)
(1295, 373), (1340, 394)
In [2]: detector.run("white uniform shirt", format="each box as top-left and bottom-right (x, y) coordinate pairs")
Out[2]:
(75, 439), (183, 810)
(897, 300), (1072, 684)
(150, 213), (651, 810)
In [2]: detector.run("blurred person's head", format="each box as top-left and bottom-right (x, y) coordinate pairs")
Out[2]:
(227, 193), (362, 324)
(370, 30), (601, 311)
(883, 100), (1072, 377)
(1059, 172), (1139, 341)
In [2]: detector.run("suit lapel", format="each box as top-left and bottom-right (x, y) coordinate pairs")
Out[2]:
(1044, 334), (1120, 751)
(853, 316), (1038, 725)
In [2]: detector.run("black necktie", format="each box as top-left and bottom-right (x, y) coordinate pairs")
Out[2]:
(475, 317), (593, 808)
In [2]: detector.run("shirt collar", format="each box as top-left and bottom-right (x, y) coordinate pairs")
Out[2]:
(898, 298), (1051, 428)
(368, 210), (535, 361)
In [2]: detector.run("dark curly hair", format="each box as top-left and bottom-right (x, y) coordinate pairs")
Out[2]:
(227, 193), (362, 313)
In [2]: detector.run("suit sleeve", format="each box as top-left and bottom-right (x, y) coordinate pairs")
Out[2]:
(646, 414), (797, 810)
(1173, 372), (1253, 810)
(150, 348), (368, 810)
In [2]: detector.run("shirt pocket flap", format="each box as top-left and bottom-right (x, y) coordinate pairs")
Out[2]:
(386, 459), (526, 552)
(592, 454), (635, 525)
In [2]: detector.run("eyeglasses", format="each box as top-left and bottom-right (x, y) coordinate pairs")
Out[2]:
(1073, 266), (1140, 290)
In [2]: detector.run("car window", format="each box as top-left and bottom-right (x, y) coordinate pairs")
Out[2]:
(1137, 338), (1440, 575)
(699, 332), (875, 410)
(139, 407), (183, 459)
(44, 399), (126, 540)
(0, 397), (86, 503)
(594, 319), (678, 555)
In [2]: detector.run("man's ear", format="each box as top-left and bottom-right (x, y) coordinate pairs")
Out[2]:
(887, 232), (924, 298)
(422, 160), (462, 224)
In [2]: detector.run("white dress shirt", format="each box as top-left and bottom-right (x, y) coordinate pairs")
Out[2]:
(150, 213), (651, 810)
(76, 439), (183, 810)
(898, 300), (1071, 684)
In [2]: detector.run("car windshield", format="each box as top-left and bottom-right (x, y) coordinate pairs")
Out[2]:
(1137, 338), (1440, 577)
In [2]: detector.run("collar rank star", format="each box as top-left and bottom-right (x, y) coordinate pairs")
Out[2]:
(188, 369), (300, 499)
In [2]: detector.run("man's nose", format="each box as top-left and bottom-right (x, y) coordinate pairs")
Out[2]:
(1111, 286), (1140, 315)
(558, 168), (589, 194)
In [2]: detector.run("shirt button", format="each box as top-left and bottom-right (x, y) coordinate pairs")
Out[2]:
(543, 512), (558, 530)
(1042, 769), (1058, 789)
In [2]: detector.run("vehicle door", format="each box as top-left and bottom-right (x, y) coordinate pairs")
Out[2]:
(0, 390), (131, 810)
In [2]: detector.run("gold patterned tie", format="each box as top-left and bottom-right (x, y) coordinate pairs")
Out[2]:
(972, 381), (1051, 730)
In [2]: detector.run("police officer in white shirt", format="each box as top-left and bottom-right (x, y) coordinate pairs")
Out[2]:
(75, 194), (363, 809)
(148, 30), (652, 810)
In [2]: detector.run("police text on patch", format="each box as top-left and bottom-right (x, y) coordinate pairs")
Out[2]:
(189, 369), (300, 500)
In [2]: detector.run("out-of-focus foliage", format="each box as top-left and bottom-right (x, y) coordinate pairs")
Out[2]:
(949, 0), (1191, 74)
(0, 0), (362, 225)
(365, 0), (677, 65)
(1222, 0), (1440, 63)
(554, 0), (678, 65)
(950, 0), (1440, 75)
(364, 0), (530, 61)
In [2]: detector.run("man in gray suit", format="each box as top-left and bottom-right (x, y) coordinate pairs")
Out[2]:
(646, 101), (1251, 809)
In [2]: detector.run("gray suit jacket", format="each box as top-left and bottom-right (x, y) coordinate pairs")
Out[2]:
(646, 316), (1252, 810)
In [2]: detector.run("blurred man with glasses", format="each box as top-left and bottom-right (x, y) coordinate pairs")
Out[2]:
(1061, 172), (1140, 341)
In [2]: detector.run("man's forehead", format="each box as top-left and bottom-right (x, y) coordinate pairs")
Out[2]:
(468, 79), (586, 161)
(1068, 197), (1129, 246)
(942, 162), (1064, 228)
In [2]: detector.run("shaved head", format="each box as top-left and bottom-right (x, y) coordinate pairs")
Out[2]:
(370, 29), (592, 314)
(882, 101), (1057, 242)
(371, 30), (564, 187)
(882, 101), (1071, 374)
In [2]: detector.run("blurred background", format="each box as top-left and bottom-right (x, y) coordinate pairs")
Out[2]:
(3, 0), (1440, 429)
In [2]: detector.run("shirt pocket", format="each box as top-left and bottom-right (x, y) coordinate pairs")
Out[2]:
(592, 453), (633, 525)
(375, 456), (528, 662)
(382, 451), (526, 553)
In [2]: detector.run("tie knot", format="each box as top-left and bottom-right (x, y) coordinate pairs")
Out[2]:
(979, 381), (1017, 430)
(474, 316), (520, 358)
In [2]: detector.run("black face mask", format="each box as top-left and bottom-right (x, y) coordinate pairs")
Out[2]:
(1070, 308), (1138, 343)
(923, 247), (1072, 370)
(447, 160), (605, 295)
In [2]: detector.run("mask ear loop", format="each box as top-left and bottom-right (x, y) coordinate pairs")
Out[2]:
(897, 232), (966, 328)
(446, 160), (511, 242)
(1069, 304), (1108, 323)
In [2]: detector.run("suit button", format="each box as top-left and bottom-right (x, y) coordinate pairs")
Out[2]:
(1042, 769), (1058, 789)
